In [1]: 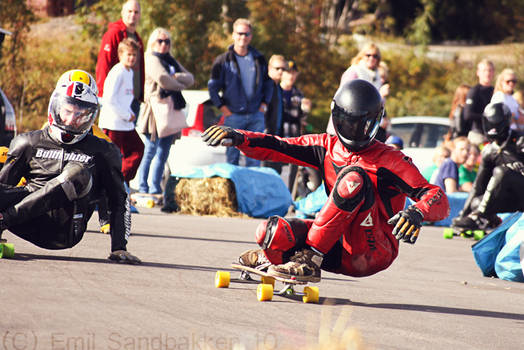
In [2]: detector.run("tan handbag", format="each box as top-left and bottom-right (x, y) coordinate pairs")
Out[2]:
(150, 95), (188, 138)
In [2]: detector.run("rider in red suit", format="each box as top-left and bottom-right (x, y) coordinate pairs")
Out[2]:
(203, 79), (449, 282)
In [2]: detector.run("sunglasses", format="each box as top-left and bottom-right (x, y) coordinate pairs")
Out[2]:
(505, 79), (517, 84)
(157, 39), (170, 45)
(235, 32), (251, 37)
(365, 53), (379, 59)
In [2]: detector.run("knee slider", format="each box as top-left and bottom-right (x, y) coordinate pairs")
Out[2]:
(255, 216), (308, 264)
(333, 166), (373, 212)
(57, 162), (92, 201)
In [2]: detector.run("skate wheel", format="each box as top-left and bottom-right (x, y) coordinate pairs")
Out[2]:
(100, 224), (110, 234)
(303, 286), (319, 303)
(257, 283), (274, 301)
(473, 230), (485, 241)
(215, 271), (230, 288)
(443, 228), (454, 239)
(261, 276), (275, 286)
(0, 243), (14, 259)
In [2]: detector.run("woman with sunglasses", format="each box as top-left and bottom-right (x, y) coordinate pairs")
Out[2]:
(491, 68), (521, 130)
(136, 28), (194, 198)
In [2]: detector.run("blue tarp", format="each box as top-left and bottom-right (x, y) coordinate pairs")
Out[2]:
(494, 213), (524, 282)
(170, 163), (292, 218)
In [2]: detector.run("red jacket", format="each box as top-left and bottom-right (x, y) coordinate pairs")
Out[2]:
(237, 131), (449, 225)
(95, 19), (145, 101)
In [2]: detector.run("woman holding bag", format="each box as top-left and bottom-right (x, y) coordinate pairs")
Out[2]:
(136, 27), (194, 195)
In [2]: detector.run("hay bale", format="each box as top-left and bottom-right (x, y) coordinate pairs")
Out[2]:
(175, 177), (247, 217)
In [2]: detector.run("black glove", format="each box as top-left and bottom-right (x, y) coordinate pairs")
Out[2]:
(201, 125), (245, 147)
(388, 206), (424, 244)
(108, 250), (142, 264)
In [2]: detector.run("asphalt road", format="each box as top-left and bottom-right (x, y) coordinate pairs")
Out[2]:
(1, 208), (523, 350)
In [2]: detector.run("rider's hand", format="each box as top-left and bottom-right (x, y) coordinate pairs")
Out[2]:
(201, 125), (245, 147)
(108, 250), (142, 264)
(388, 206), (424, 244)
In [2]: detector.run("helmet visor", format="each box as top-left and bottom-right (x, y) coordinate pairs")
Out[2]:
(331, 104), (381, 143)
(54, 95), (98, 135)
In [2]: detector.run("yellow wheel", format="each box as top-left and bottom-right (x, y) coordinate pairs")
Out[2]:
(100, 224), (110, 234)
(303, 286), (319, 303)
(146, 199), (155, 208)
(215, 271), (230, 288)
(261, 276), (275, 286)
(257, 284), (274, 301)
(0, 243), (14, 259)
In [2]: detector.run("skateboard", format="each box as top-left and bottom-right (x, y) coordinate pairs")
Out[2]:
(130, 193), (162, 208)
(443, 226), (485, 240)
(0, 239), (14, 259)
(215, 263), (319, 303)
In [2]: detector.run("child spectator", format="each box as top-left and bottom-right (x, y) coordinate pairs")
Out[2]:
(98, 38), (144, 185)
(385, 135), (403, 150)
(458, 144), (480, 192)
(433, 136), (470, 193)
(421, 145), (451, 183)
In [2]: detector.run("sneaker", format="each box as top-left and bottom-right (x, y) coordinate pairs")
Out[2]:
(238, 249), (271, 271)
(268, 248), (323, 283)
(453, 212), (499, 231)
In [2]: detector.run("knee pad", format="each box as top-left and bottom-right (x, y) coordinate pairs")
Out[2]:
(332, 166), (374, 212)
(255, 216), (308, 264)
(56, 162), (92, 201)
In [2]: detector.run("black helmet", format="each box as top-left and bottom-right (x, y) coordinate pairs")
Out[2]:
(331, 79), (384, 151)
(482, 102), (512, 143)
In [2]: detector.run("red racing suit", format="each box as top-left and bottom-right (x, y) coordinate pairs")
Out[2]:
(237, 131), (449, 277)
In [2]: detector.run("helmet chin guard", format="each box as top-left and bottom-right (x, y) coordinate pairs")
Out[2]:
(331, 79), (384, 152)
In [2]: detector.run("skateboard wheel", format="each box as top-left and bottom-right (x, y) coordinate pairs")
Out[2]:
(100, 224), (110, 234)
(215, 271), (230, 288)
(443, 228), (454, 239)
(261, 276), (275, 287)
(473, 230), (485, 241)
(257, 283), (273, 302)
(0, 243), (14, 259)
(303, 286), (319, 303)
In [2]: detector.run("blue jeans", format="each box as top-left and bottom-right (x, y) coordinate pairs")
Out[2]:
(223, 111), (265, 166)
(137, 133), (175, 194)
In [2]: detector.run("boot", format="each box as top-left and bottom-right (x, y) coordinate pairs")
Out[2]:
(238, 249), (271, 271)
(268, 248), (323, 283)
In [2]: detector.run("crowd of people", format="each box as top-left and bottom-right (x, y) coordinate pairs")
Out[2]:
(0, 0), (521, 283)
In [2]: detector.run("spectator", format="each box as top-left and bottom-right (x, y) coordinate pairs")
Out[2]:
(421, 145), (451, 183)
(327, 42), (388, 135)
(513, 89), (524, 131)
(208, 18), (273, 166)
(280, 60), (312, 191)
(261, 54), (287, 174)
(453, 102), (524, 231)
(385, 135), (403, 151)
(375, 61), (390, 142)
(491, 68), (521, 130)
(458, 144), (480, 192)
(95, 0), (145, 103)
(446, 84), (471, 140)
(463, 59), (494, 146)
(433, 136), (470, 193)
(136, 28), (194, 195)
(98, 38), (144, 185)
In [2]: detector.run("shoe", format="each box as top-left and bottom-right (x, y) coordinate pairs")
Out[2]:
(268, 248), (323, 283)
(453, 211), (499, 231)
(100, 223), (110, 234)
(238, 249), (271, 271)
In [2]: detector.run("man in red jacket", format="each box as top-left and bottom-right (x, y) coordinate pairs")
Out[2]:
(203, 80), (450, 283)
(95, 0), (145, 102)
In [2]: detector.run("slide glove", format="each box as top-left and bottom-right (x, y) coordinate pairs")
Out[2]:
(388, 206), (424, 244)
(201, 125), (245, 147)
(108, 250), (142, 264)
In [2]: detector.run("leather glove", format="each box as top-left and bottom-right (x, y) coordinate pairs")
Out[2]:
(388, 206), (424, 244)
(108, 250), (142, 264)
(201, 125), (245, 147)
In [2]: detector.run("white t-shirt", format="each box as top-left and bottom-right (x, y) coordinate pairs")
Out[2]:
(98, 62), (136, 131)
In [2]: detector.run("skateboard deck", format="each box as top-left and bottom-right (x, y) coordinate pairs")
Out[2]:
(214, 263), (319, 303)
(443, 226), (485, 240)
(0, 239), (14, 259)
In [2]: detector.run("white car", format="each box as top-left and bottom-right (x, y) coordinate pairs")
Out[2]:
(389, 116), (450, 171)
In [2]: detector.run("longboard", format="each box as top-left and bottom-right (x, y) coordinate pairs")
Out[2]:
(443, 226), (485, 240)
(214, 263), (319, 303)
